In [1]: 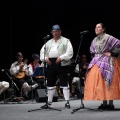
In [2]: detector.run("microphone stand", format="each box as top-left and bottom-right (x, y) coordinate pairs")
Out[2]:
(28, 37), (61, 112)
(27, 65), (35, 102)
(3, 70), (19, 103)
(30, 76), (34, 102)
(71, 34), (99, 114)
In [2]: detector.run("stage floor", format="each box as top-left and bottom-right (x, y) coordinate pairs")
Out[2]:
(0, 98), (120, 120)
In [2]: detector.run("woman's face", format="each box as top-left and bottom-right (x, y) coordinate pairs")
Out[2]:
(95, 23), (105, 35)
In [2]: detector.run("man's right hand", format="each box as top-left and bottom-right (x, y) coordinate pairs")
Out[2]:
(46, 58), (51, 65)
(19, 63), (24, 71)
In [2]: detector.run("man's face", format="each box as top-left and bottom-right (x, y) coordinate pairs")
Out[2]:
(18, 54), (23, 61)
(34, 58), (40, 62)
(52, 30), (61, 39)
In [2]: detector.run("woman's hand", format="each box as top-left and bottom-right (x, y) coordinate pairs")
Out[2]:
(104, 52), (111, 57)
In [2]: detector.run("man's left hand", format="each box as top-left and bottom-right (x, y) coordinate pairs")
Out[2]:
(56, 57), (61, 64)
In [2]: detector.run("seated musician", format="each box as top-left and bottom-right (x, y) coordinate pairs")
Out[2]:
(29, 53), (45, 89)
(0, 80), (9, 95)
(9, 52), (38, 99)
(71, 54), (89, 97)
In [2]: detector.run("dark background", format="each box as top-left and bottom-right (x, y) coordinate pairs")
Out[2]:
(1, 0), (120, 80)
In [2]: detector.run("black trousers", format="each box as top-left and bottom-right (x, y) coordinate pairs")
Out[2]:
(47, 58), (69, 87)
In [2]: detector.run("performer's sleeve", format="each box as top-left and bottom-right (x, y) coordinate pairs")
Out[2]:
(9, 63), (20, 75)
(40, 44), (48, 61)
(60, 40), (73, 61)
(25, 64), (33, 76)
(109, 36), (120, 57)
(90, 39), (95, 58)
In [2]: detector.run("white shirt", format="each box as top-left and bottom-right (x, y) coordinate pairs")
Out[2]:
(48, 41), (59, 58)
(40, 39), (73, 61)
(10, 61), (33, 76)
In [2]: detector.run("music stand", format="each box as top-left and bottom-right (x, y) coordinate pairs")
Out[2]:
(28, 37), (61, 112)
(32, 67), (44, 77)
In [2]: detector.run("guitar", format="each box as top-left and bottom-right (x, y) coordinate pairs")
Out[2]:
(15, 59), (28, 79)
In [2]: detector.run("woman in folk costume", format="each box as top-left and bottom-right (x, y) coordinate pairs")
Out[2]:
(84, 23), (120, 110)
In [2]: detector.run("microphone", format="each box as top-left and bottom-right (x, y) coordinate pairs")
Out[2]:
(1, 69), (8, 72)
(80, 30), (89, 35)
(43, 35), (50, 40)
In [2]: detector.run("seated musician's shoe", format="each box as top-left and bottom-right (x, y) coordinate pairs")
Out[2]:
(41, 102), (52, 109)
(65, 101), (70, 109)
(107, 105), (114, 110)
(15, 97), (24, 102)
(97, 104), (107, 110)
